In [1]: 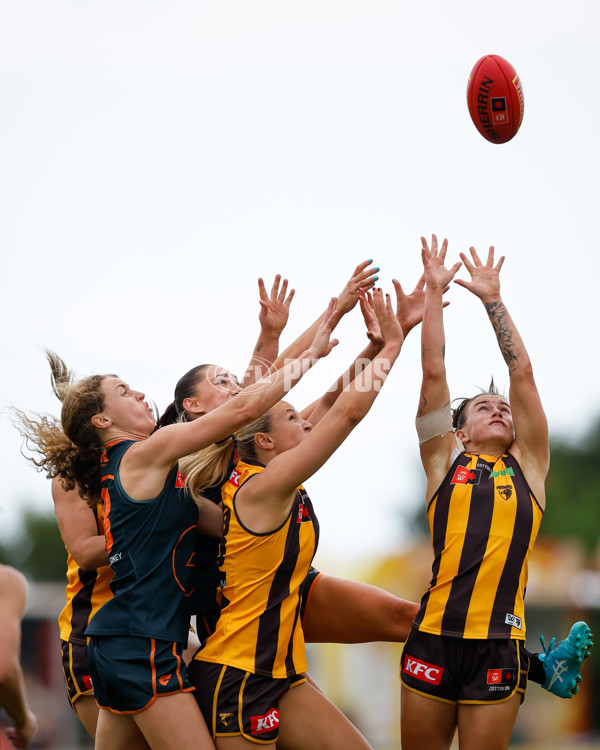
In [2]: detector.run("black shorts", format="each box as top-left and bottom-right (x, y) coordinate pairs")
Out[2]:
(61, 639), (94, 709)
(88, 635), (195, 714)
(188, 660), (305, 744)
(400, 628), (528, 704)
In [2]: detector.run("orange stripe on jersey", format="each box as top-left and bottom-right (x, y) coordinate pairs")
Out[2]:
(101, 487), (114, 553)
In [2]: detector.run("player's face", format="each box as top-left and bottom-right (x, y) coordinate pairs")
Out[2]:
(97, 377), (156, 436)
(191, 366), (241, 415)
(266, 401), (312, 454)
(460, 395), (514, 449)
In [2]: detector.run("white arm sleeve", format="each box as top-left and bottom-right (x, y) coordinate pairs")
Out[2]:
(415, 403), (453, 446)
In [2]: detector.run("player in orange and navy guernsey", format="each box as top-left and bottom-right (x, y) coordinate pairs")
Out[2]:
(186, 287), (404, 749)
(14, 316), (337, 750)
(400, 236), (552, 750)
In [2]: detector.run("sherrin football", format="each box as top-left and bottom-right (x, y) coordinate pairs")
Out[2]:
(467, 55), (524, 144)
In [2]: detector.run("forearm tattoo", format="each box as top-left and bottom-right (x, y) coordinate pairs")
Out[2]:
(485, 301), (519, 371)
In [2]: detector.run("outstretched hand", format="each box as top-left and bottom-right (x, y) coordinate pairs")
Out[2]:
(372, 287), (404, 351)
(337, 260), (379, 315)
(392, 273), (450, 336)
(421, 235), (462, 292)
(454, 246), (504, 301)
(359, 290), (384, 347)
(307, 298), (341, 360)
(258, 274), (295, 337)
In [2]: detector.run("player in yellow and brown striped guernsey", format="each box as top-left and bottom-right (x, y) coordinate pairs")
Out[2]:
(53, 478), (113, 738)
(187, 287), (404, 749)
(400, 237), (591, 750)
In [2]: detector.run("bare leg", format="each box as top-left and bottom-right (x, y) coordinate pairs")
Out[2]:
(400, 684), (457, 750)
(216, 738), (273, 750)
(457, 694), (521, 750)
(73, 694), (99, 738)
(278, 680), (372, 750)
(95, 709), (151, 750)
(133, 692), (214, 750)
(302, 574), (418, 644)
(95, 693), (213, 750)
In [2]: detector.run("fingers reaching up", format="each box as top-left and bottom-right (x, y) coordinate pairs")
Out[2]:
(454, 245), (504, 301)
(258, 274), (295, 337)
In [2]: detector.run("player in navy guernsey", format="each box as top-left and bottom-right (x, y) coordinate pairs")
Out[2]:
(13, 308), (338, 750)
(400, 236), (591, 750)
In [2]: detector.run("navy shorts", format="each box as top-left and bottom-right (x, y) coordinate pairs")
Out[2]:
(400, 628), (528, 704)
(88, 635), (195, 713)
(188, 660), (305, 743)
(61, 639), (94, 709)
(300, 566), (322, 623)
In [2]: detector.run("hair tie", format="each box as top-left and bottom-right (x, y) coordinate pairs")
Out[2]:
(216, 434), (235, 446)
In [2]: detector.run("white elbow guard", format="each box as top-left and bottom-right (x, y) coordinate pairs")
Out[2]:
(415, 404), (454, 446)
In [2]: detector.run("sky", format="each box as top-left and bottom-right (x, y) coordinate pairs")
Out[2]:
(1, 0), (599, 574)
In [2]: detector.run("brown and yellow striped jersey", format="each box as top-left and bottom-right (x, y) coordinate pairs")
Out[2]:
(414, 452), (543, 640)
(58, 503), (113, 644)
(194, 460), (319, 678)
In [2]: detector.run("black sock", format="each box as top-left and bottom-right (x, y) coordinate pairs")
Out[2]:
(527, 650), (545, 685)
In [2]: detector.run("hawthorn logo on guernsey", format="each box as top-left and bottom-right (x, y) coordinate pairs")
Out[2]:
(451, 466), (482, 485)
(497, 485), (513, 501)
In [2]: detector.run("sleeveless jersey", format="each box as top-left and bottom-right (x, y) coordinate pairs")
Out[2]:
(195, 459), (319, 678)
(58, 502), (113, 644)
(187, 451), (236, 614)
(85, 439), (199, 644)
(414, 452), (543, 640)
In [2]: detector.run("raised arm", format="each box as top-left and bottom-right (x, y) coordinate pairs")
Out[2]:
(0, 566), (37, 749)
(240, 275), (294, 387)
(454, 246), (549, 484)
(241, 288), (403, 517)
(52, 477), (109, 570)
(271, 260), (378, 369)
(300, 289), (384, 425)
(418, 236), (462, 493)
(120, 300), (341, 494)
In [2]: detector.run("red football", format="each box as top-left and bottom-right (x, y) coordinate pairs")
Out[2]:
(467, 55), (524, 144)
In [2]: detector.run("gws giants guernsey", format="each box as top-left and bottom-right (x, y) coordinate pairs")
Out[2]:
(195, 459), (319, 678)
(414, 452), (543, 640)
(85, 439), (199, 644)
(58, 502), (113, 645)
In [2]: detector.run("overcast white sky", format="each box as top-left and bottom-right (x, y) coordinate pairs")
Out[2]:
(1, 1), (599, 573)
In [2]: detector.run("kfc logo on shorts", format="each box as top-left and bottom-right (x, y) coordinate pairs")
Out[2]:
(83, 674), (93, 690)
(451, 466), (482, 485)
(403, 654), (444, 685)
(228, 469), (241, 487)
(487, 668), (514, 685)
(251, 708), (279, 735)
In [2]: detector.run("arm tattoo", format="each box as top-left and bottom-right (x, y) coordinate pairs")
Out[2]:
(485, 301), (519, 372)
(255, 342), (263, 352)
